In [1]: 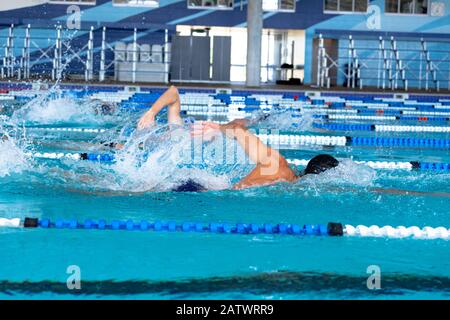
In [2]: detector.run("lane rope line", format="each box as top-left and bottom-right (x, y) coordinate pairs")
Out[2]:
(26, 151), (450, 171)
(0, 218), (448, 240)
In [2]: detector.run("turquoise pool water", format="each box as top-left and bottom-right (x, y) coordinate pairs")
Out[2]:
(0, 87), (449, 299)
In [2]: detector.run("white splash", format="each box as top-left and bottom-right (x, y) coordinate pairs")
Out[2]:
(0, 138), (29, 178)
(250, 108), (314, 132)
(301, 158), (377, 187)
(105, 125), (234, 192)
(11, 95), (121, 125)
(18, 97), (82, 123)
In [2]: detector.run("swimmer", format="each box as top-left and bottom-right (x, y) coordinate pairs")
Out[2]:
(137, 86), (339, 190)
(91, 100), (117, 116)
(55, 86), (448, 197)
(191, 121), (338, 189)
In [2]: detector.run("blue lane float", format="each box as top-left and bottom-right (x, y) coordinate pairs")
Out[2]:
(350, 136), (450, 148)
(314, 123), (375, 131)
(24, 217), (339, 236)
(0, 217), (448, 240)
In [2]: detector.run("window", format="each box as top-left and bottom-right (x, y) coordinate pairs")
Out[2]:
(385, 0), (428, 14)
(48, 0), (96, 4)
(325, 0), (338, 11)
(324, 0), (368, 12)
(340, 0), (353, 11)
(187, 0), (295, 12)
(354, 0), (368, 11)
(113, 0), (159, 7)
(263, 0), (295, 12)
(188, 0), (234, 9)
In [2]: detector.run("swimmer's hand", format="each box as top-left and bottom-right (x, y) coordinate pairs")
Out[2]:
(191, 121), (222, 141)
(191, 120), (249, 141)
(115, 143), (124, 150)
(137, 111), (155, 130)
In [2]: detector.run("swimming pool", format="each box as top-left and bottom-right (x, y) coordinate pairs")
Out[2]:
(0, 84), (449, 299)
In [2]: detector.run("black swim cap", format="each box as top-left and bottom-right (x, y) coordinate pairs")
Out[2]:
(100, 104), (114, 115)
(304, 154), (339, 175)
(173, 179), (206, 192)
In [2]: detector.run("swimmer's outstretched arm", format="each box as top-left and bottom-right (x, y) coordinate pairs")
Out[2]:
(220, 120), (281, 166)
(137, 85), (183, 129)
(192, 120), (297, 189)
(192, 120), (277, 165)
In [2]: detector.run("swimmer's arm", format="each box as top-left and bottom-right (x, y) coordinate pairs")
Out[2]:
(191, 120), (296, 189)
(138, 86), (182, 129)
(193, 119), (292, 168)
(49, 168), (95, 183)
(224, 118), (251, 128)
(219, 121), (282, 166)
(220, 121), (297, 189)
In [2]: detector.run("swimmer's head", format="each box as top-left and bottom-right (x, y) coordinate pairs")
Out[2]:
(100, 103), (115, 115)
(303, 154), (339, 176)
(172, 179), (206, 192)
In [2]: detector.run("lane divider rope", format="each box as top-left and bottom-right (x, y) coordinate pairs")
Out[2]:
(256, 134), (348, 146)
(26, 151), (450, 171)
(314, 123), (450, 133)
(21, 127), (106, 133)
(10, 123), (450, 139)
(287, 158), (449, 170)
(16, 122), (450, 136)
(255, 134), (450, 149)
(324, 114), (450, 122)
(0, 218), (448, 240)
(237, 106), (450, 117)
(375, 125), (450, 132)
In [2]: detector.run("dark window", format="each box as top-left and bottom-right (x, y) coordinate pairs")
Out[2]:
(188, 0), (233, 8)
(340, 0), (353, 11)
(385, 0), (428, 14)
(400, 0), (414, 13)
(324, 0), (368, 13)
(354, 0), (368, 12)
(324, 0), (338, 11)
(49, 0), (96, 4)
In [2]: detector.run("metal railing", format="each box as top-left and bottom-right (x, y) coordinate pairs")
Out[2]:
(0, 24), (171, 84)
(316, 34), (450, 91)
(0, 23), (300, 85)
